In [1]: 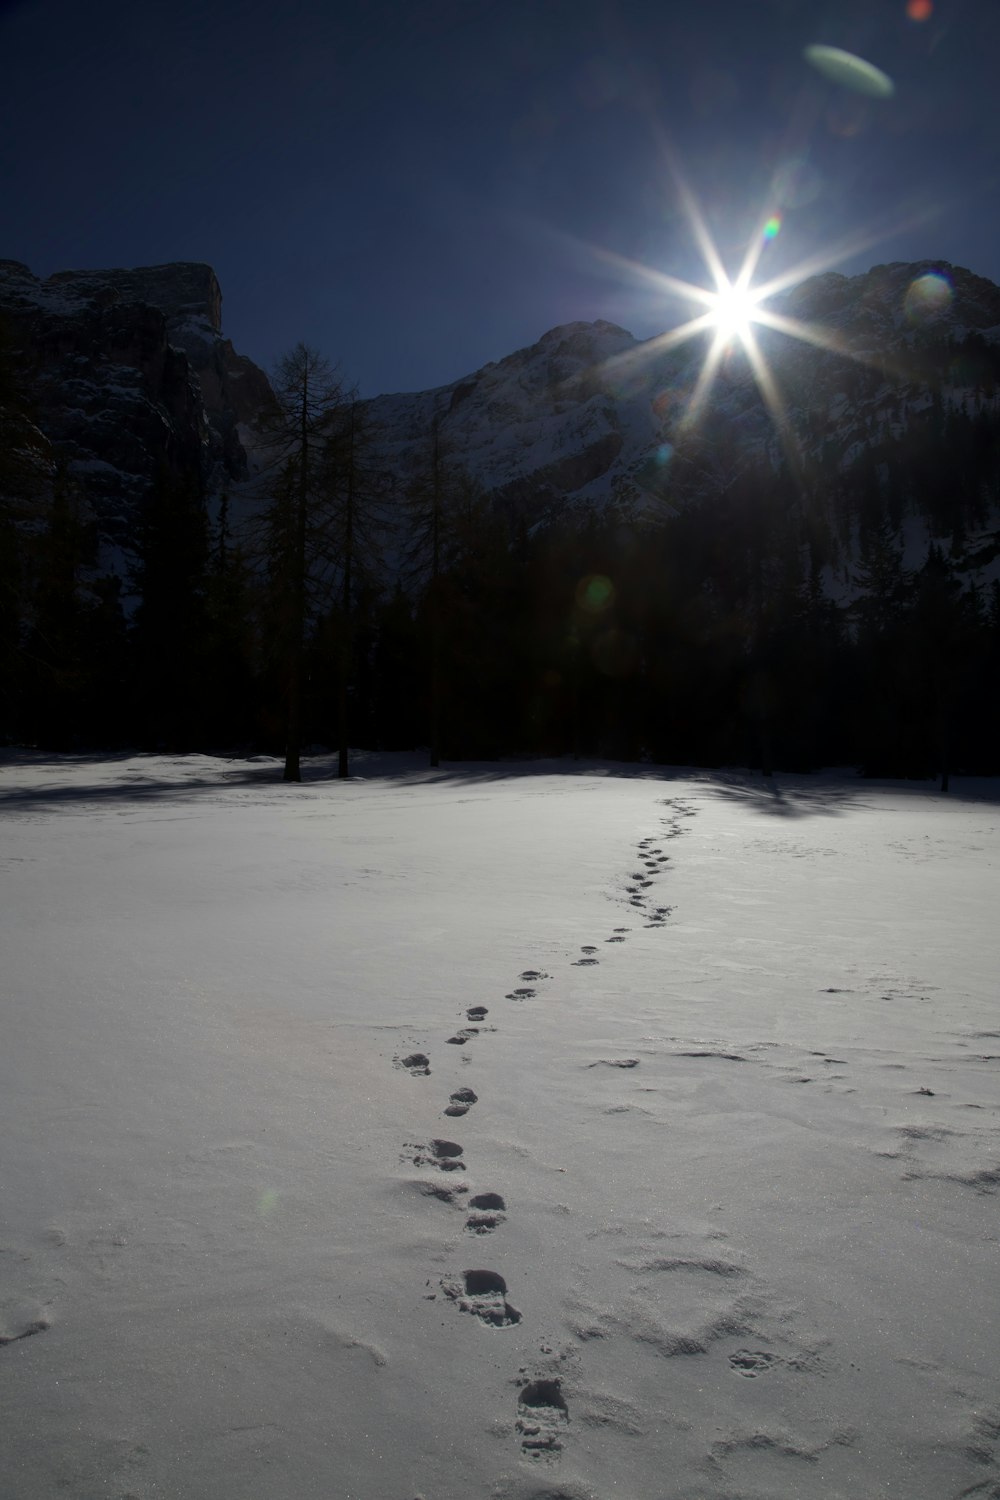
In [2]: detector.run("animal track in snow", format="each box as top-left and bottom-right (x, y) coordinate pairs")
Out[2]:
(442, 1268), (521, 1326)
(517, 1376), (569, 1459)
(572, 958), (599, 966)
(520, 970), (550, 982)
(466, 1191), (507, 1234)
(466, 1006), (488, 1021)
(445, 1087), (478, 1118)
(447, 1028), (479, 1044)
(506, 987), (536, 1000)
(605, 934), (626, 943)
(397, 1052), (431, 1075)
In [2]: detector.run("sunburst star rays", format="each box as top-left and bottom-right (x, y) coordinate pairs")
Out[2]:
(593, 183), (939, 466)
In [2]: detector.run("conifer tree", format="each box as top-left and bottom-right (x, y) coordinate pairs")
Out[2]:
(250, 344), (347, 781)
(130, 464), (210, 749)
(319, 398), (387, 778)
(25, 462), (94, 745)
(401, 415), (494, 764)
(0, 312), (50, 739)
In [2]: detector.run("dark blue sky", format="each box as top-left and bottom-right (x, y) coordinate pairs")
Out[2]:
(2, 0), (998, 395)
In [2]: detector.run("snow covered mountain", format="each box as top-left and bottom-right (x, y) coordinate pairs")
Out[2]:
(362, 259), (1000, 533)
(4, 255), (1000, 583)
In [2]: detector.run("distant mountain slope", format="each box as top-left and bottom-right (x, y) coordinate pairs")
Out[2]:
(3, 256), (1000, 587)
(363, 259), (1000, 511)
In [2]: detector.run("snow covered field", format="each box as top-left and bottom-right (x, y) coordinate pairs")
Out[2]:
(1, 751), (998, 1500)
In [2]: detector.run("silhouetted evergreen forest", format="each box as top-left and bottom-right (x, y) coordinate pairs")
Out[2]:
(3, 332), (1000, 783)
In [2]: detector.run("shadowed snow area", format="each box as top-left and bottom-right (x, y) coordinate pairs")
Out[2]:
(1, 751), (998, 1499)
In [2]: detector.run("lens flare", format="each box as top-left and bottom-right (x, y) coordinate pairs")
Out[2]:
(804, 44), (895, 99)
(587, 144), (944, 474)
(576, 575), (615, 614)
(763, 215), (781, 240)
(904, 271), (952, 323)
(906, 0), (933, 19)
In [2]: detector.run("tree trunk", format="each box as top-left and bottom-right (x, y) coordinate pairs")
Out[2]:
(338, 407), (356, 779)
(283, 643), (301, 781)
(284, 375), (310, 783)
(429, 420), (442, 768)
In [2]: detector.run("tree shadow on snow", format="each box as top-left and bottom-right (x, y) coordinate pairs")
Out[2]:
(1, 750), (998, 814)
(703, 772), (1000, 817)
(703, 777), (862, 819)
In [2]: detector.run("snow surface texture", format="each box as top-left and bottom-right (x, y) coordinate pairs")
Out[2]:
(1, 752), (998, 1499)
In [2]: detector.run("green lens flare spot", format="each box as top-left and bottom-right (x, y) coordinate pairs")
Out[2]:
(576, 574), (615, 614)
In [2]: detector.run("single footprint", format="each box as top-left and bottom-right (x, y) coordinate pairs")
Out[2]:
(517, 1376), (569, 1458)
(445, 1087), (478, 1118)
(520, 970), (550, 982)
(572, 958), (598, 966)
(397, 1052), (431, 1076)
(580, 945), (597, 954)
(0, 1316), (50, 1347)
(442, 1269), (521, 1326)
(429, 1138), (465, 1170)
(447, 1028), (479, 1045)
(466, 1005), (488, 1021)
(729, 1349), (777, 1378)
(405, 1139), (466, 1171)
(613, 927), (630, 933)
(466, 1191), (507, 1234)
(506, 987), (536, 1000)
(605, 935), (626, 943)
(415, 1181), (468, 1204)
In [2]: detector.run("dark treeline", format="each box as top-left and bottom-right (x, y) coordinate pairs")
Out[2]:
(3, 332), (1000, 783)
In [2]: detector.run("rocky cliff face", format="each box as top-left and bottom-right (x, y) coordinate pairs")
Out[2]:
(0, 259), (271, 548)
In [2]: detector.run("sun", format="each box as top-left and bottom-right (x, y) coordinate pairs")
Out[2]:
(591, 153), (934, 458)
(707, 279), (762, 342)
